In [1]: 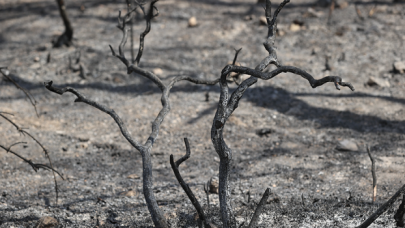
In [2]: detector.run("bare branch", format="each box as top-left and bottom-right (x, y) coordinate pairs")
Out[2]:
(0, 144), (62, 177)
(367, 145), (377, 203)
(44, 80), (144, 152)
(356, 184), (405, 228)
(248, 188), (271, 228)
(134, 0), (159, 66)
(170, 138), (209, 227)
(0, 113), (63, 204)
(1, 67), (38, 117)
(221, 65), (355, 91)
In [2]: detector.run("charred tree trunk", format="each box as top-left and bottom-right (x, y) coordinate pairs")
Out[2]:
(53, 0), (74, 47)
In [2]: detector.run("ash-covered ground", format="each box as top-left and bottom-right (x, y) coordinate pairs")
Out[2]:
(1, 0), (405, 227)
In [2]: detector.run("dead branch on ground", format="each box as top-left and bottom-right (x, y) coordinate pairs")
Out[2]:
(356, 184), (405, 228)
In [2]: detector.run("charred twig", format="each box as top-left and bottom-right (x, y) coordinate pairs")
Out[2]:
(0, 113), (63, 204)
(170, 138), (210, 227)
(1, 67), (38, 117)
(394, 194), (405, 227)
(134, 0), (159, 66)
(204, 180), (211, 209)
(366, 145), (377, 203)
(356, 184), (405, 228)
(0, 144), (62, 176)
(248, 188), (271, 228)
(54, 0), (74, 47)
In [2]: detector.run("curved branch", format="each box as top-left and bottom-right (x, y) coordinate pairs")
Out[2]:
(0, 144), (63, 177)
(1, 68), (38, 117)
(170, 138), (209, 226)
(134, 0), (159, 66)
(44, 81), (144, 152)
(221, 65), (355, 91)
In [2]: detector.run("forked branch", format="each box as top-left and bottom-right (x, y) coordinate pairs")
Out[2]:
(0, 112), (62, 205)
(170, 138), (210, 227)
(0, 144), (62, 176)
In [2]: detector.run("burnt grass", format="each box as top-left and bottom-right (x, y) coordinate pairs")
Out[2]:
(1, 0), (405, 227)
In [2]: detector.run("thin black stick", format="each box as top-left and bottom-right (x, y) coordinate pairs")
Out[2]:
(204, 180), (210, 210)
(0, 144), (62, 177)
(0, 113), (63, 204)
(170, 138), (209, 226)
(1, 67), (38, 117)
(134, 0), (159, 66)
(366, 145), (377, 203)
(248, 188), (271, 228)
(356, 184), (405, 228)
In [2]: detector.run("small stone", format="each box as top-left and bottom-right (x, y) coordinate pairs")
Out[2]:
(35, 216), (58, 228)
(259, 16), (267, 25)
(367, 77), (390, 87)
(209, 177), (219, 194)
(121, 190), (137, 197)
(127, 174), (140, 179)
(336, 0), (348, 9)
(289, 23), (301, 32)
(336, 139), (358, 151)
(244, 15), (254, 21)
(393, 61), (405, 74)
(152, 68), (163, 76)
(34, 56), (40, 62)
(303, 7), (324, 18)
(277, 29), (285, 36)
(188, 17), (198, 27)
(29, 62), (41, 69)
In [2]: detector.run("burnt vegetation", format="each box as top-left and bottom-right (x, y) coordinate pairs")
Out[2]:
(2, 0), (405, 227)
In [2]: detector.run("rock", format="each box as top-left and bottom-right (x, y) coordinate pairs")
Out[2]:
(34, 56), (40, 62)
(244, 15), (254, 21)
(127, 174), (140, 179)
(29, 62), (41, 69)
(393, 61), (405, 74)
(121, 190), (137, 197)
(188, 17), (198, 27)
(303, 8), (324, 18)
(336, 139), (358, 151)
(336, 0), (348, 9)
(367, 77), (390, 87)
(209, 177), (219, 194)
(35, 216), (58, 228)
(152, 68), (163, 76)
(259, 16), (267, 25)
(289, 23), (301, 32)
